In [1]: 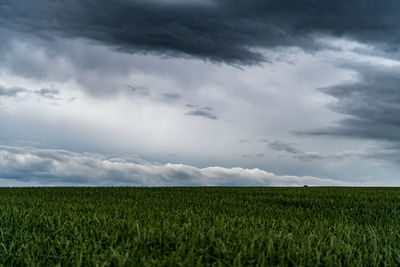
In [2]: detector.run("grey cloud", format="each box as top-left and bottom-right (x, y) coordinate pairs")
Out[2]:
(35, 88), (60, 99)
(268, 140), (324, 161)
(302, 64), (400, 162)
(127, 85), (185, 103)
(127, 85), (183, 103)
(242, 153), (265, 159)
(2, 1), (400, 65)
(268, 141), (301, 154)
(0, 31), (150, 97)
(313, 66), (400, 136)
(0, 85), (26, 97)
(185, 104), (217, 120)
(162, 93), (182, 100)
(126, 85), (151, 96)
(185, 104), (199, 108)
(267, 140), (355, 161)
(0, 145), (349, 186)
(362, 147), (400, 165)
(185, 110), (217, 120)
(0, 84), (61, 100)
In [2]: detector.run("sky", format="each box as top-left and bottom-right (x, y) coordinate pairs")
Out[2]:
(0, 0), (400, 186)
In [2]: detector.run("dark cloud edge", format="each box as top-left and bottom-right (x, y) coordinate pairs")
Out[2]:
(2, 0), (400, 65)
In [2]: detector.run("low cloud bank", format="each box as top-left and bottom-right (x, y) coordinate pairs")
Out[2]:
(0, 145), (347, 186)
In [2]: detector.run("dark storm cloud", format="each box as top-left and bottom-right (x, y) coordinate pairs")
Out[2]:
(307, 66), (400, 141)
(302, 63), (400, 162)
(2, 0), (400, 65)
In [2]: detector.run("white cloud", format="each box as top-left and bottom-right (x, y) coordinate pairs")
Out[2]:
(0, 145), (349, 186)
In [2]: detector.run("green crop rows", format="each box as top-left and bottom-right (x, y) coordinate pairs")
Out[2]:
(0, 187), (400, 266)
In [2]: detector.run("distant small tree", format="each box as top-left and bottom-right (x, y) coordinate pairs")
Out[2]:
(303, 185), (308, 188)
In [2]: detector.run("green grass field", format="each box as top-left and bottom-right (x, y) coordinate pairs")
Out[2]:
(1, 187), (400, 266)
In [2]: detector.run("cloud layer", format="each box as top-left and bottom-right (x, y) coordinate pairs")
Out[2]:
(0, 145), (347, 186)
(2, 0), (400, 65)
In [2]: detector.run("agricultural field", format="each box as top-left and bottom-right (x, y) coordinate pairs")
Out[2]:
(0, 187), (400, 266)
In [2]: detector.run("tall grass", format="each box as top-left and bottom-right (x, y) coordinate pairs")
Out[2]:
(0, 187), (399, 266)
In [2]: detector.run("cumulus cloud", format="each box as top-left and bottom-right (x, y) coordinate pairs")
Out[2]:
(0, 145), (348, 186)
(2, 0), (400, 65)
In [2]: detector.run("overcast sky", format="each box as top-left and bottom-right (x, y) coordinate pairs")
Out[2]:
(0, 0), (399, 186)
